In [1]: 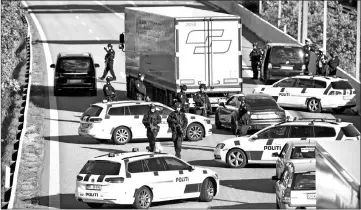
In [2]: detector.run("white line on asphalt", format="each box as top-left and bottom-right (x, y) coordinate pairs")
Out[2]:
(22, 1), (61, 208)
(75, 15), (79, 19)
(89, 29), (93, 33)
(93, 1), (124, 19)
(96, 37), (100, 41)
(82, 22), (86, 25)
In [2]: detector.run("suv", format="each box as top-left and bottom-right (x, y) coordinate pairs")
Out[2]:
(78, 100), (212, 144)
(75, 151), (219, 209)
(50, 52), (100, 96)
(253, 75), (357, 113)
(260, 43), (305, 84)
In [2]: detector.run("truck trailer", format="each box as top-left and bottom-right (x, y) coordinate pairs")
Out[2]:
(124, 6), (242, 112)
(315, 141), (360, 209)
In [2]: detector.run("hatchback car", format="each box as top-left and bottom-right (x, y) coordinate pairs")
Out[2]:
(50, 52), (100, 96)
(260, 43), (305, 84)
(215, 93), (286, 131)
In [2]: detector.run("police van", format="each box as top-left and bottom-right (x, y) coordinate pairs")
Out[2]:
(253, 75), (356, 113)
(75, 150), (219, 209)
(214, 117), (360, 168)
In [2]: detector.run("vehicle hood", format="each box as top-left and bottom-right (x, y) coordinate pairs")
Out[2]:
(186, 113), (208, 121)
(221, 136), (249, 146)
(193, 166), (217, 176)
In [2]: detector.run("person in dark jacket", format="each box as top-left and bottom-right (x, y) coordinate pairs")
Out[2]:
(232, 96), (251, 136)
(174, 84), (189, 113)
(249, 42), (262, 79)
(328, 52), (340, 76)
(302, 38), (314, 75)
(99, 43), (116, 81)
(193, 83), (211, 117)
(142, 104), (162, 152)
(316, 48), (328, 76)
(167, 102), (188, 158)
(103, 76), (117, 101)
(133, 73), (147, 101)
(119, 32), (125, 52)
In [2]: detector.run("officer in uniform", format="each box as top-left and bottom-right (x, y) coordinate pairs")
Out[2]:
(119, 32), (125, 52)
(103, 76), (117, 101)
(316, 48), (328, 76)
(142, 104), (162, 152)
(133, 73), (147, 101)
(302, 38), (314, 75)
(193, 83), (211, 117)
(174, 84), (189, 113)
(232, 96), (251, 136)
(249, 42), (262, 79)
(99, 44), (116, 81)
(167, 102), (188, 159)
(328, 52), (340, 76)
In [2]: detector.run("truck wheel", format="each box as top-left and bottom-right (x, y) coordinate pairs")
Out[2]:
(199, 178), (215, 202)
(226, 148), (247, 168)
(307, 98), (322, 113)
(112, 126), (131, 145)
(186, 123), (204, 141)
(215, 114), (222, 129)
(86, 203), (103, 209)
(332, 107), (346, 114)
(133, 186), (153, 209)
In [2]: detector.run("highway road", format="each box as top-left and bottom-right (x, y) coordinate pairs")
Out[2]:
(24, 1), (361, 209)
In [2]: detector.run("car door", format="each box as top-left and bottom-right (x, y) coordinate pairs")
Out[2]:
(271, 78), (298, 106)
(217, 96), (239, 127)
(128, 105), (150, 138)
(107, 106), (135, 135)
(261, 46), (271, 80)
(155, 105), (173, 138)
(298, 79), (327, 108)
(276, 143), (289, 179)
(291, 78), (315, 107)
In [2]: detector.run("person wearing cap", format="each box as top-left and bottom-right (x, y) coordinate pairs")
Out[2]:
(193, 83), (211, 117)
(249, 42), (262, 79)
(231, 96), (251, 136)
(174, 84), (189, 113)
(327, 52), (340, 76)
(167, 102), (188, 159)
(99, 43), (116, 81)
(303, 38), (315, 75)
(316, 48), (328, 76)
(133, 73), (147, 101)
(142, 103), (162, 152)
(103, 76), (117, 101)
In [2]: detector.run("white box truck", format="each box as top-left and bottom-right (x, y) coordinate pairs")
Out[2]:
(124, 6), (242, 112)
(316, 141), (360, 209)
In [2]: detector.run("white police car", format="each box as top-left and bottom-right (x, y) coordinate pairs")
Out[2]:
(75, 150), (219, 209)
(78, 100), (212, 144)
(253, 75), (356, 113)
(214, 118), (360, 168)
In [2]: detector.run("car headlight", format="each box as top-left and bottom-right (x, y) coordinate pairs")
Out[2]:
(204, 119), (211, 124)
(216, 143), (225, 149)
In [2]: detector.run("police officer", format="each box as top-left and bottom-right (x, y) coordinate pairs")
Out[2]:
(133, 73), (147, 101)
(249, 42), (262, 79)
(99, 44), (116, 81)
(328, 52), (340, 76)
(103, 76), (117, 101)
(167, 102), (188, 159)
(303, 38), (314, 75)
(142, 104), (162, 152)
(174, 84), (189, 113)
(119, 32), (125, 52)
(233, 96), (251, 136)
(316, 48), (328, 76)
(193, 83), (211, 117)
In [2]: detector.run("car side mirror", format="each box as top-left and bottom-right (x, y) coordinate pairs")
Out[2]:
(250, 135), (257, 140)
(188, 165), (195, 171)
(50, 64), (55, 68)
(272, 152), (279, 157)
(95, 63), (100, 68)
(271, 176), (279, 181)
(219, 102), (225, 107)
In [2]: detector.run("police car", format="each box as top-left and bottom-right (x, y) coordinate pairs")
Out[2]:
(78, 100), (212, 144)
(75, 150), (219, 209)
(253, 75), (356, 113)
(214, 118), (360, 168)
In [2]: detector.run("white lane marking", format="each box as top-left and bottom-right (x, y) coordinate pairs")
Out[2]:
(96, 37), (100, 41)
(82, 22), (86, 25)
(75, 15), (79, 19)
(22, 1), (60, 208)
(93, 1), (124, 19)
(127, 0), (136, 6)
(89, 29), (93, 33)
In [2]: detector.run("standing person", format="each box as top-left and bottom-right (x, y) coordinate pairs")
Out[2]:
(133, 73), (147, 101)
(302, 38), (314, 75)
(174, 84), (189, 113)
(249, 42), (262, 79)
(167, 102), (188, 159)
(233, 96), (251, 136)
(99, 44), (116, 81)
(119, 32), (125, 52)
(193, 83), (211, 117)
(103, 76), (117, 101)
(328, 52), (340, 76)
(316, 48), (328, 76)
(142, 104), (162, 152)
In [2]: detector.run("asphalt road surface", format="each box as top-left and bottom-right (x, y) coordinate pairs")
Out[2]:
(24, 1), (361, 209)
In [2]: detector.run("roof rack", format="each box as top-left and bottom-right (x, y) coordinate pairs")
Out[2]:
(296, 118), (342, 123)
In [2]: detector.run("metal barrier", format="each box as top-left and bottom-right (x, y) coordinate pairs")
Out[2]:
(1, 14), (33, 209)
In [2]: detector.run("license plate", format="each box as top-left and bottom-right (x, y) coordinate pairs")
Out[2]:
(86, 184), (102, 190)
(68, 79), (82, 83)
(281, 65), (293, 70)
(307, 193), (316, 199)
(343, 96), (352, 100)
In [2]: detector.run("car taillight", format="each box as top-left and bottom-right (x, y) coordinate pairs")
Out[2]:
(105, 177), (124, 183)
(282, 187), (291, 204)
(89, 118), (102, 123)
(268, 63), (273, 69)
(77, 175), (83, 181)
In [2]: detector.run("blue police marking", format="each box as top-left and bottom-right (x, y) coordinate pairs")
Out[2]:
(261, 87), (265, 91)
(176, 177), (189, 182)
(234, 140), (240, 146)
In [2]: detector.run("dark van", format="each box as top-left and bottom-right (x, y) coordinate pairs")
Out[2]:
(50, 53), (99, 96)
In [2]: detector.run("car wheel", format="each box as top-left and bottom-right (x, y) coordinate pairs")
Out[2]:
(199, 178), (215, 202)
(332, 107), (346, 114)
(226, 148), (247, 168)
(96, 139), (109, 143)
(215, 114), (222, 129)
(307, 98), (322, 113)
(133, 186), (153, 209)
(112, 126), (131, 145)
(186, 123), (204, 141)
(86, 203), (103, 209)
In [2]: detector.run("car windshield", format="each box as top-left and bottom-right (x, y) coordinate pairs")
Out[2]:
(331, 81), (353, 90)
(246, 97), (279, 110)
(292, 172), (315, 190)
(270, 46), (303, 64)
(341, 124), (361, 138)
(291, 146), (315, 159)
(83, 105), (103, 117)
(57, 57), (93, 73)
(80, 160), (121, 175)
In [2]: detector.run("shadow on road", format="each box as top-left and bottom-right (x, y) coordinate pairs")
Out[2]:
(210, 202), (276, 209)
(81, 146), (127, 154)
(44, 135), (100, 145)
(187, 160), (225, 168)
(220, 179), (276, 194)
(32, 39), (121, 45)
(162, 145), (215, 152)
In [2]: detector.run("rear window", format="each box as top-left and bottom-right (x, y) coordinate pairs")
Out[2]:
(80, 160), (121, 175)
(291, 146), (315, 159)
(83, 105), (103, 117)
(292, 172), (315, 190)
(57, 57), (93, 73)
(270, 46), (303, 64)
(331, 81), (353, 90)
(313, 126), (336, 137)
(246, 98), (279, 110)
(341, 124), (361, 138)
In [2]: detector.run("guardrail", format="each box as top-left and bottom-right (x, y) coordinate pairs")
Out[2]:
(204, 1), (360, 115)
(1, 14), (33, 209)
